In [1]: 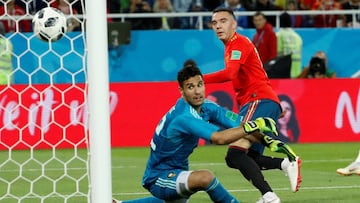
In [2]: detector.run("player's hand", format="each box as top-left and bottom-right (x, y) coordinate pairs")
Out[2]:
(243, 117), (278, 136)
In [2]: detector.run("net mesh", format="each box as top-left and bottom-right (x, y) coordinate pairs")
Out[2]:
(0, 0), (89, 202)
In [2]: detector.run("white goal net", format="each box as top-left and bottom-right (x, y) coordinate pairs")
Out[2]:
(0, 0), (91, 202)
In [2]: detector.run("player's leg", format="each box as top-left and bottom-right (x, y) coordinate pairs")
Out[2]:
(115, 197), (163, 203)
(247, 149), (283, 170)
(248, 100), (301, 192)
(115, 169), (185, 203)
(147, 169), (189, 202)
(185, 170), (240, 203)
(225, 146), (280, 203)
(119, 169), (240, 203)
(239, 100), (301, 192)
(248, 148), (302, 193)
(225, 146), (274, 193)
(336, 149), (360, 176)
(113, 198), (188, 203)
(114, 198), (188, 203)
(224, 101), (280, 201)
(244, 100), (297, 160)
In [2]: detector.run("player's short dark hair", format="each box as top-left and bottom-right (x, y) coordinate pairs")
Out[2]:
(280, 12), (292, 28)
(177, 64), (202, 87)
(183, 59), (197, 67)
(212, 7), (236, 20)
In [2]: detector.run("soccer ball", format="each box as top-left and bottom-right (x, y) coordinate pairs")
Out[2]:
(32, 7), (67, 42)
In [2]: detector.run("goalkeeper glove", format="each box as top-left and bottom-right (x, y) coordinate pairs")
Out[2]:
(263, 136), (297, 161)
(243, 117), (278, 136)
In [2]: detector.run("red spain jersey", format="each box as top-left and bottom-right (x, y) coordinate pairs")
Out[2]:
(203, 32), (280, 107)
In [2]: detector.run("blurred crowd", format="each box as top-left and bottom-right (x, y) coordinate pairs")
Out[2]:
(103, 0), (356, 79)
(107, 0), (360, 30)
(0, 0), (354, 84)
(0, 0), (358, 33)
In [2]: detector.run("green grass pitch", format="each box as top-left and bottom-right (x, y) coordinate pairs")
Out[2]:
(1, 142), (359, 202)
(112, 142), (360, 203)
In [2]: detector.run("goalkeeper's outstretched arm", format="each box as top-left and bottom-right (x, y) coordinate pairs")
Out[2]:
(237, 117), (298, 162)
(210, 117), (278, 145)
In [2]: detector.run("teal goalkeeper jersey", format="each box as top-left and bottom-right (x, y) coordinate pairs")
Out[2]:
(142, 98), (240, 186)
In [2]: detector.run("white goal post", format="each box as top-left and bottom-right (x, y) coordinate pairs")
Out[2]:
(86, 0), (113, 203)
(0, 0), (112, 203)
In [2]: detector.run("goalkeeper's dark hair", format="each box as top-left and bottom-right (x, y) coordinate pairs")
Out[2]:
(212, 7), (236, 20)
(183, 59), (197, 67)
(177, 63), (203, 87)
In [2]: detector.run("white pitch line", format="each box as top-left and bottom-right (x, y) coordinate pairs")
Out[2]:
(115, 185), (360, 196)
(0, 158), (355, 172)
(229, 185), (360, 192)
(114, 158), (356, 168)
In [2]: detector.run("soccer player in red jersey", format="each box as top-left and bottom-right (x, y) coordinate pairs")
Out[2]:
(204, 8), (302, 203)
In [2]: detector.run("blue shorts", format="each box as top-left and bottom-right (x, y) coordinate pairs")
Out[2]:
(144, 169), (191, 202)
(238, 99), (281, 154)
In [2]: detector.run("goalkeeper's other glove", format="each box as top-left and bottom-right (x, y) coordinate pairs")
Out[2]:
(243, 117), (278, 136)
(263, 136), (297, 161)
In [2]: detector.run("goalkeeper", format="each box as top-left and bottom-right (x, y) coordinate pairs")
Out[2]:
(114, 64), (279, 203)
